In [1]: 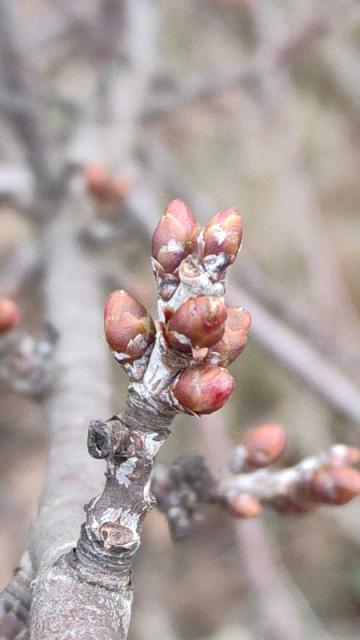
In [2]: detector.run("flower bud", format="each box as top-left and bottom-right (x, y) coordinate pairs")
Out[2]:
(152, 199), (200, 273)
(203, 207), (242, 266)
(85, 164), (111, 201)
(172, 364), (234, 414)
(84, 164), (130, 208)
(225, 493), (262, 518)
(241, 423), (287, 468)
(308, 466), (360, 505)
(165, 296), (227, 353)
(209, 307), (251, 365)
(0, 298), (20, 333)
(104, 290), (155, 362)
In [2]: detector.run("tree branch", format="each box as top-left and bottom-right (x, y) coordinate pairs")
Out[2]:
(142, 2), (354, 123)
(153, 442), (360, 532)
(30, 198), (245, 638)
(0, 1), (60, 206)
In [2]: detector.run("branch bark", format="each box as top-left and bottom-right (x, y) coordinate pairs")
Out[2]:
(29, 205), (112, 636)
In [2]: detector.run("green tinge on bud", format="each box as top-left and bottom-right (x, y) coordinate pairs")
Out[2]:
(203, 207), (242, 266)
(172, 364), (234, 415)
(151, 199), (200, 274)
(209, 307), (251, 365)
(165, 296), (227, 353)
(104, 290), (155, 363)
(0, 298), (20, 333)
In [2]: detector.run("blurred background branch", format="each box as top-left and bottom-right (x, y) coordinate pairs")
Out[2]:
(0, 0), (359, 639)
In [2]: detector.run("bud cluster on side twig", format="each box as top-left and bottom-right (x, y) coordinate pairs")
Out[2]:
(152, 422), (360, 540)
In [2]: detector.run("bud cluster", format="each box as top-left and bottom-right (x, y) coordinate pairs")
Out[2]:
(223, 429), (360, 517)
(104, 199), (250, 416)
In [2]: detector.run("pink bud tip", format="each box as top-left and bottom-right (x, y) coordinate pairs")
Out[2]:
(0, 298), (20, 333)
(104, 290), (155, 362)
(152, 199), (200, 273)
(203, 207), (242, 266)
(241, 423), (287, 467)
(165, 295), (227, 353)
(172, 364), (234, 415)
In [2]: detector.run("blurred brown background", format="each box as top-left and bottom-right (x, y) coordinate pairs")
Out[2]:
(0, 1), (359, 639)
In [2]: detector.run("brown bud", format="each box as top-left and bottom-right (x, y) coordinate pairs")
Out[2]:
(84, 164), (130, 208)
(210, 307), (251, 365)
(0, 298), (20, 333)
(104, 290), (155, 362)
(308, 466), (360, 505)
(225, 493), (262, 518)
(203, 207), (242, 265)
(152, 199), (200, 273)
(165, 296), (227, 353)
(242, 423), (287, 467)
(85, 164), (111, 200)
(172, 364), (234, 415)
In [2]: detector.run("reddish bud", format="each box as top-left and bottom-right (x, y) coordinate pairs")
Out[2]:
(172, 364), (234, 414)
(225, 493), (262, 518)
(85, 164), (111, 199)
(210, 307), (251, 365)
(308, 466), (360, 505)
(104, 290), (155, 362)
(152, 199), (200, 273)
(84, 164), (131, 208)
(0, 298), (20, 333)
(203, 207), (242, 265)
(165, 296), (227, 353)
(242, 423), (287, 467)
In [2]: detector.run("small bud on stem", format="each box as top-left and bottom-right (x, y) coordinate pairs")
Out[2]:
(209, 307), (251, 365)
(84, 163), (131, 210)
(152, 199), (200, 274)
(242, 423), (287, 467)
(165, 295), (227, 353)
(308, 466), (360, 505)
(0, 298), (20, 334)
(104, 290), (155, 363)
(203, 207), (242, 266)
(225, 493), (262, 518)
(172, 364), (234, 414)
